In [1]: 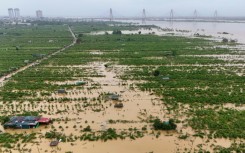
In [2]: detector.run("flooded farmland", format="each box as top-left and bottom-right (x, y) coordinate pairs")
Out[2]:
(0, 19), (244, 153)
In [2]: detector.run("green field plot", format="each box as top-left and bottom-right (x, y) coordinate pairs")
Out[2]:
(0, 25), (72, 76)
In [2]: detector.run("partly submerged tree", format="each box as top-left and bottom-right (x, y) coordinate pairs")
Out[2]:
(153, 118), (177, 130)
(222, 38), (229, 43)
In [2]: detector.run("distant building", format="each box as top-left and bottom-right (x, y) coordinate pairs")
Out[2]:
(8, 8), (14, 18)
(14, 8), (20, 18)
(36, 10), (43, 18)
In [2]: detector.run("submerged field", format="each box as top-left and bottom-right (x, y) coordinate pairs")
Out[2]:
(0, 21), (244, 153)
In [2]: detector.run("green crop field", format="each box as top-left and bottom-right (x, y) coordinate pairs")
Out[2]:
(0, 24), (73, 76)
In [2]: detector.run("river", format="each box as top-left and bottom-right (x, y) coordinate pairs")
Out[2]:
(120, 20), (245, 44)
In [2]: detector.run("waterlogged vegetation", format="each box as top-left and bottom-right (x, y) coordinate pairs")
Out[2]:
(0, 66), (95, 101)
(0, 21), (244, 152)
(42, 35), (231, 66)
(215, 143), (245, 153)
(189, 109), (245, 138)
(125, 66), (245, 105)
(152, 119), (177, 130)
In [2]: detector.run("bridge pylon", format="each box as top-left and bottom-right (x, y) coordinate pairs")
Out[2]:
(110, 8), (113, 21)
(142, 9), (146, 24)
(214, 10), (218, 21)
(194, 9), (198, 20)
(170, 9), (174, 21)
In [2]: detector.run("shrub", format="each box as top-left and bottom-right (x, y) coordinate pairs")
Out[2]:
(153, 70), (160, 76)
(78, 33), (83, 37)
(83, 125), (92, 132)
(114, 103), (123, 108)
(0, 116), (10, 124)
(15, 46), (20, 50)
(222, 38), (228, 43)
(112, 30), (122, 35)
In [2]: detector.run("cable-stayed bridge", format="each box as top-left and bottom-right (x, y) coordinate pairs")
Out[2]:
(68, 8), (245, 23)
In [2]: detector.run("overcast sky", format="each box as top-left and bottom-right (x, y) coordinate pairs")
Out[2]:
(0, 0), (244, 17)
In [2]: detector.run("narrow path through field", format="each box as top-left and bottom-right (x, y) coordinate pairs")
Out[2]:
(0, 26), (77, 88)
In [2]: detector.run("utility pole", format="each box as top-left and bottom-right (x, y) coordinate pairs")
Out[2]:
(110, 8), (113, 21)
(142, 9), (146, 24)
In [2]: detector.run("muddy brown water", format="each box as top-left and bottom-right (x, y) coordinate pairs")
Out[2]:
(0, 62), (239, 153)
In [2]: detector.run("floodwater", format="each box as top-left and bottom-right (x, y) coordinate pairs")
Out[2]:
(1, 21), (244, 152)
(0, 62), (236, 153)
(121, 20), (245, 44)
